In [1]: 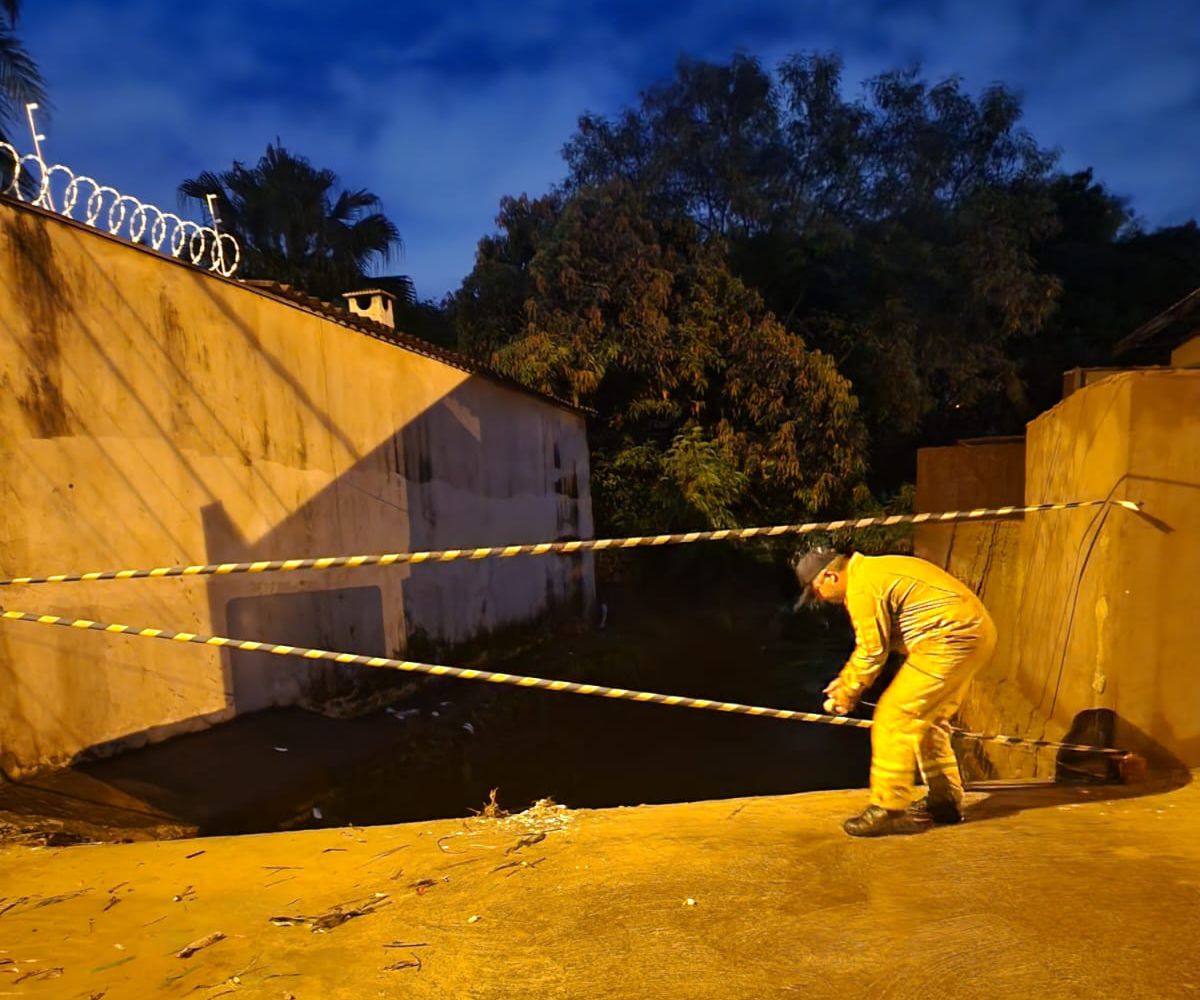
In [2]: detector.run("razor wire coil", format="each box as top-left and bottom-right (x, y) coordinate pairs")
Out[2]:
(1, 142), (240, 277)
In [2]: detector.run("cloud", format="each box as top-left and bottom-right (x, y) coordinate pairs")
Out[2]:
(16, 0), (1200, 299)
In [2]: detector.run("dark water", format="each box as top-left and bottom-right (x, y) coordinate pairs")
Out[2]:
(311, 581), (870, 828)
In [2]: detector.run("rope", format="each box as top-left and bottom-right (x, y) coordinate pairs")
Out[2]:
(0, 499), (1140, 587)
(0, 610), (1129, 757)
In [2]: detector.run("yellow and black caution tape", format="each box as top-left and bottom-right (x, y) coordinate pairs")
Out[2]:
(0, 610), (1130, 758)
(0, 499), (1140, 587)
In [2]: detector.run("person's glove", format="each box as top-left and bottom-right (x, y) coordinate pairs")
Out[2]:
(822, 677), (859, 715)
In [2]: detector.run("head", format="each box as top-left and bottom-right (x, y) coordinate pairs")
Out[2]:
(790, 548), (851, 609)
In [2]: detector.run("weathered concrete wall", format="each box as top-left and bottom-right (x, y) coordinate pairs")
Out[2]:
(0, 202), (594, 774)
(1172, 333), (1200, 367)
(920, 372), (1200, 774)
(913, 439), (1024, 569)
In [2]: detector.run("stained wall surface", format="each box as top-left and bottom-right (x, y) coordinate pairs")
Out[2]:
(917, 371), (1200, 773)
(0, 202), (593, 774)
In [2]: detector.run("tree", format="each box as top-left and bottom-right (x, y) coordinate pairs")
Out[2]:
(179, 142), (403, 301)
(562, 53), (1062, 483)
(452, 182), (867, 533)
(1015, 170), (1200, 410)
(0, 0), (49, 191)
(0, 1), (46, 135)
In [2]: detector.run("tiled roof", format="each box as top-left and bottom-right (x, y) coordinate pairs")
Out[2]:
(239, 280), (591, 415)
(1113, 286), (1200, 358)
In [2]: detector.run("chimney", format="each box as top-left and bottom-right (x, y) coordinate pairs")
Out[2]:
(342, 288), (396, 329)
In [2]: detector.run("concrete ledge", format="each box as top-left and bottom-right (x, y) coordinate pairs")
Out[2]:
(0, 776), (1196, 998)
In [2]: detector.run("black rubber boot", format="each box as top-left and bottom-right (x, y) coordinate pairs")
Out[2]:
(842, 805), (929, 838)
(908, 796), (963, 825)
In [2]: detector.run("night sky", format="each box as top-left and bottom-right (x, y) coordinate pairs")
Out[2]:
(19, 0), (1200, 300)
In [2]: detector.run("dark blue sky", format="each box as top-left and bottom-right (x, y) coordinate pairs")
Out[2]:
(19, 0), (1200, 299)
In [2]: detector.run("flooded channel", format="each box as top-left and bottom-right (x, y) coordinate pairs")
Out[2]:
(306, 569), (869, 830)
(0, 560), (873, 841)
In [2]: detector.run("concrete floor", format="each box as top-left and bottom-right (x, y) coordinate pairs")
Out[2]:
(0, 774), (1197, 999)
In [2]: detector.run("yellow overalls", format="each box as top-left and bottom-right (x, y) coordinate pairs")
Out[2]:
(836, 553), (997, 811)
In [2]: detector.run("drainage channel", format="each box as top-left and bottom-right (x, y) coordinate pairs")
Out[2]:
(0, 593), (865, 842)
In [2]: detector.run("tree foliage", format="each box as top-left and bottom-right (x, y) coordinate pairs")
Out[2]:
(179, 143), (403, 302)
(564, 53), (1066, 482)
(0, 0), (47, 138)
(0, 0), (48, 196)
(452, 182), (866, 532)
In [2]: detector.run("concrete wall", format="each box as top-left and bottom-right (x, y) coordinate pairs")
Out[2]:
(913, 439), (1024, 569)
(918, 371), (1200, 774)
(1172, 333), (1200, 367)
(0, 202), (594, 775)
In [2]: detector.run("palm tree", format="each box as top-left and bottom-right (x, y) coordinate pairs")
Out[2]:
(179, 142), (404, 301)
(1, 0), (49, 179)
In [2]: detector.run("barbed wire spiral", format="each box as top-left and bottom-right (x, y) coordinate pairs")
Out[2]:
(1, 143), (241, 277)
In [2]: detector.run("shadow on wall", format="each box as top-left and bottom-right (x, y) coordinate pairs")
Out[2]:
(959, 708), (1191, 826)
(1056, 708), (1192, 783)
(0, 206), (591, 775)
(202, 384), (591, 717)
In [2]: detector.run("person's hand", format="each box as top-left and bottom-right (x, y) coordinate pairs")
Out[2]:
(822, 677), (858, 715)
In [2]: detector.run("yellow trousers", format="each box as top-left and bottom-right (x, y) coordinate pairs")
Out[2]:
(868, 626), (997, 811)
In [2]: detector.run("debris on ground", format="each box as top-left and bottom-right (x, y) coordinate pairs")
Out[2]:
(176, 931), (226, 959)
(384, 953), (423, 971)
(269, 892), (390, 932)
(385, 708), (421, 721)
(36, 888), (92, 908)
(465, 790), (574, 839)
(409, 878), (446, 896)
(11, 965), (63, 984)
(470, 788), (508, 820)
(504, 832), (546, 855)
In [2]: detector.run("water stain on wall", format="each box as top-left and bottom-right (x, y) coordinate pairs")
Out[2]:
(4, 214), (71, 437)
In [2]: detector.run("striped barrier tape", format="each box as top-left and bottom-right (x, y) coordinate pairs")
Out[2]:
(0, 499), (1141, 587)
(0, 610), (1129, 757)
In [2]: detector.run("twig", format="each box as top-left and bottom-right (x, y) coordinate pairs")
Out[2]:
(361, 845), (409, 866)
(185, 850), (206, 860)
(384, 953), (423, 972)
(270, 894), (391, 932)
(504, 832), (546, 855)
(12, 966), (63, 984)
(505, 857), (546, 878)
(176, 931), (226, 959)
(384, 941), (429, 948)
(35, 888), (91, 908)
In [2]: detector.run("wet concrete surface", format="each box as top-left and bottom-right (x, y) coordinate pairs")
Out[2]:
(1, 576), (867, 841)
(0, 772), (1195, 998)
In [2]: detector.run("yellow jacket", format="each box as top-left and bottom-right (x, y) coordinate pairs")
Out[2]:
(837, 553), (995, 693)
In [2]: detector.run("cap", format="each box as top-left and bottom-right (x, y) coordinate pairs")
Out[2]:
(790, 546), (839, 609)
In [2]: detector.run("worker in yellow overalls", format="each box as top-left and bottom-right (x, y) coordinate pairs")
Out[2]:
(792, 547), (997, 837)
